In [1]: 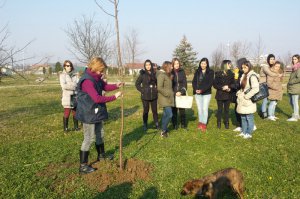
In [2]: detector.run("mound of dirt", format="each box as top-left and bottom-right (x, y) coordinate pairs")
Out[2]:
(36, 158), (152, 194)
(84, 158), (153, 192)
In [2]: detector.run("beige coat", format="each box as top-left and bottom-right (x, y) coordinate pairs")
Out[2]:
(259, 64), (279, 83)
(59, 70), (79, 108)
(236, 70), (259, 114)
(156, 70), (174, 108)
(267, 70), (283, 101)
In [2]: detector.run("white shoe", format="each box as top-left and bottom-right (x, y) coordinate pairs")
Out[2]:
(274, 116), (279, 120)
(243, 134), (252, 139)
(287, 117), (298, 122)
(236, 132), (245, 137)
(253, 125), (257, 131)
(233, 127), (242, 132)
(267, 116), (276, 121)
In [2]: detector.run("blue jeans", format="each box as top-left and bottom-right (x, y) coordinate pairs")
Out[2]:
(268, 100), (277, 117)
(261, 97), (269, 113)
(161, 107), (173, 132)
(194, 94), (211, 124)
(289, 94), (299, 118)
(241, 114), (254, 135)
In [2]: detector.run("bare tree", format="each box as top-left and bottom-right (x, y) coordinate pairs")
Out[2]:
(0, 23), (34, 82)
(252, 35), (265, 67)
(211, 44), (225, 71)
(230, 40), (251, 64)
(94, 0), (125, 170)
(65, 15), (113, 64)
(123, 28), (144, 65)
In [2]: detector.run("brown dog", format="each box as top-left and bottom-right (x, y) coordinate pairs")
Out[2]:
(181, 168), (244, 199)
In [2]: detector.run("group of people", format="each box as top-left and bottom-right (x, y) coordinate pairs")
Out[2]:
(135, 54), (300, 139)
(58, 54), (300, 174)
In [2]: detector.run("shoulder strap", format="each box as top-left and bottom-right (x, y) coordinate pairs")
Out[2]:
(248, 74), (259, 88)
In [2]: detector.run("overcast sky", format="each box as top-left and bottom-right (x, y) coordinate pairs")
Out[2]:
(1, 0), (300, 65)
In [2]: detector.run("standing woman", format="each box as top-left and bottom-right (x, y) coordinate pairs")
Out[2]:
(135, 59), (159, 131)
(236, 61), (259, 139)
(267, 61), (283, 121)
(157, 61), (174, 138)
(192, 58), (214, 132)
(259, 54), (281, 119)
(213, 60), (234, 129)
(59, 60), (80, 132)
(171, 58), (188, 129)
(75, 57), (123, 174)
(287, 54), (300, 121)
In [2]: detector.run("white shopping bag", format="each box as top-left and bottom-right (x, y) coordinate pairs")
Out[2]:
(175, 89), (193, 109)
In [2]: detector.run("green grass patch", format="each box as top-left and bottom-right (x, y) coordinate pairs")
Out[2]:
(0, 78), (299, 198)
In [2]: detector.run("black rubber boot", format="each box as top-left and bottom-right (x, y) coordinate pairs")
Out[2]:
(73, 116), (80, 131)
(63, 117), (69, 132)
(79, 150), (96, 174)
(95, 143), (105, 161)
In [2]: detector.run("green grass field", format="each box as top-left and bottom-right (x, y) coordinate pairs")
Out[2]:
(0, 75), (299, 198)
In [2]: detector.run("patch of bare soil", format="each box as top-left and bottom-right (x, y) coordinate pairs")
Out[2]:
(36, 158), (152, 195)
(83, 158), (153, 192)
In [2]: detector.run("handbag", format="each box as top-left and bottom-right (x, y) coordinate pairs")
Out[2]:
(175, 88), (193, 109)
(70, 94), (77, 109)
(245, 74), (269, 103)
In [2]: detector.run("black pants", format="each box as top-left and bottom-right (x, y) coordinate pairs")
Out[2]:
(234, 102), (241, 127)
(142, 99), (158, 124)
(217, 100), (230, 124)
(172, 107), (186, 127)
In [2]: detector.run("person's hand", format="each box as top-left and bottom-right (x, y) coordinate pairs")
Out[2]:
(176, 92), (181, 96)
(278, 74), (283, 78)
(114, 91), (123, 99)
(196, 90), (201, 94)
(117, 82), (125, 88)
(222, 85), (229, 90)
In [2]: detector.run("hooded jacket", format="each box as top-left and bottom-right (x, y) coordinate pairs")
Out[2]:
(213, 70), (235, 100)
(135, 68), (158, 100)
(156, 70), (174, 107)
(59, 70), (79, 108)
(236, 70), (259, 114)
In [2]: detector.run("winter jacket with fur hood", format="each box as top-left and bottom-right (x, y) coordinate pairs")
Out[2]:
(236, 70), (259, 114)
(135, 69), (158, 100)
(59, 70), (79, 108)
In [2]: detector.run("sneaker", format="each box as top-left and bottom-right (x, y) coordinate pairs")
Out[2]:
(160, 131), (168, 138)
(236, 132), (245, 137)
(243, 134), (252, 139)
(253, 125), (257, 131)
(274, 116), (279, 120)
(233, 127), (242, 132)
(287, 117), (298, 121)
(267, 116), (276, 121)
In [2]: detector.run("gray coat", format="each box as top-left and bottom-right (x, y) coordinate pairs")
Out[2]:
(156, 70), (174, 108)
(59, 70), (79, 108)
(287, 69), (300, 95)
